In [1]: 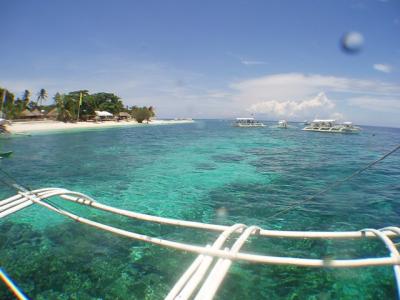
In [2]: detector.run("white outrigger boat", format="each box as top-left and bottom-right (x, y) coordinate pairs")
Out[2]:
(302, 119), (360, 133)
(234, 118), (265, 127)
(277, 120), (288, 128)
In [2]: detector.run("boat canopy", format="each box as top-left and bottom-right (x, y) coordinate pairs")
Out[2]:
(236, 117), (255, 120)
(312, 119), (336, 123)
(95, 111), (113, 117)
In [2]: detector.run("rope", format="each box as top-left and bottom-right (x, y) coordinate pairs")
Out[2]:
(0, 168), (31, 193)
(0, 174), (75, 217)
(266, 144), (400, 220)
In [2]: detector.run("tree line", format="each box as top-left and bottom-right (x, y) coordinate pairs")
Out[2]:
(0, 88), (155, 123)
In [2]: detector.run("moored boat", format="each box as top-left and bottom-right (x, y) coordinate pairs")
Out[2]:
(302, 119), (360, 133)
(278, 120), (288, 128)
(233, 118), (265, 127)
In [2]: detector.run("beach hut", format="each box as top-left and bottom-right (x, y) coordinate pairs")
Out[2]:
(19, 109), (35, 119)
(118, 112), (131, 120)
(95, 110), (114, 121)
(31, 109), (43, 117)
(19, 109), (43, 120)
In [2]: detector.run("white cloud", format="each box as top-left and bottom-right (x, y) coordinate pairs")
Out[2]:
(349, 96), (400, 112)
(227, 52), (266, 66)
(240, 60), (266, 66)
(229, 72), (400, 121)
(247, 92), (339, 119)
(230, 73), (400, 102)
(373, 63), (393, 73)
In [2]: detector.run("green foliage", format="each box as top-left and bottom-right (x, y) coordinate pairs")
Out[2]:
(37, 88), (48, 106)
(93, 92), (124, 115)
(56, 91), (124, 121)
(131, 106), (155, 123)
(54, 92), (74, 122)
(0, 87), (154, 122)
(22, 90), (31, 107)
(0, 87), (16, 118)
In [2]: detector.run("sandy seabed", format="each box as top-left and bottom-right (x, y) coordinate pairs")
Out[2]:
(5, 119), (194, 134)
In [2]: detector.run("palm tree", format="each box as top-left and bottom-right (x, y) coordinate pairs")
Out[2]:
(54, 93), (68, 121)
(22, 90), (31, 109)
(23, 90), (31, 102)
(148, 106), (155, 118)
(37, 88), (48, 106)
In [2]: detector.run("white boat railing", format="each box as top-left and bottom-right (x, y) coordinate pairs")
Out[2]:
(1, 187), (400, 299)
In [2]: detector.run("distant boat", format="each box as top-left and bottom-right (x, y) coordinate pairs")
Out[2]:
(277, 120), (288, 128)
(174, 118), (193, 121)
(0, 151), (13, 158)
(233, 118), (265, 127)
(302, 119), (360, 133)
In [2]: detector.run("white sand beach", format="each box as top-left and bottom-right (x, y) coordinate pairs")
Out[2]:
(5, 119), (194, 134)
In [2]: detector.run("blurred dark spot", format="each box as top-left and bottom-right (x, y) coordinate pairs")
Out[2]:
(340, 31), (364, 54)
(212, 154), (245, 163)
(195, 163), (217, 170)
(175, 79), (185, 87)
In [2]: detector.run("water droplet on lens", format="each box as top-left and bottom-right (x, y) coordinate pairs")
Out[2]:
(216, 207), (227, 218)
(340, 31), (364, 54)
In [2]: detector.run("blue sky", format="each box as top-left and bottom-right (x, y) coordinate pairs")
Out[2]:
(1, 0), (400, 126)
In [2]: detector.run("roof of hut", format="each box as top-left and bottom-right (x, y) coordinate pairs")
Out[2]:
(119, 112), (131, 117)
(31, 109), (43, 116)
(20, 109), (35, 117)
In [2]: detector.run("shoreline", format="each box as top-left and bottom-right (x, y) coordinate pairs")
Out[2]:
(5, 119), (194, 134)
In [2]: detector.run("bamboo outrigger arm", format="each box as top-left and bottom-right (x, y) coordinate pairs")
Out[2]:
(1, 188), (400, 299)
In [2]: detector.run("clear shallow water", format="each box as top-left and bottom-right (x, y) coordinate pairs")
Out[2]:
(1, 120), (400, 299)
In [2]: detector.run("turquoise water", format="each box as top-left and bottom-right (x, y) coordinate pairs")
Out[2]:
(1, 120), (400, 299)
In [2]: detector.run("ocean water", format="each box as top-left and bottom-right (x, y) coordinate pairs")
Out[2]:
(1, 120), (400, 299)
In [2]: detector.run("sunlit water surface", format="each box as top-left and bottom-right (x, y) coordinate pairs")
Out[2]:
(1, 120), (399, 299)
